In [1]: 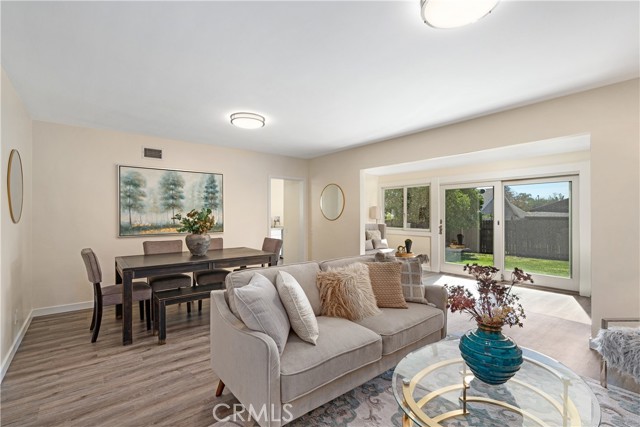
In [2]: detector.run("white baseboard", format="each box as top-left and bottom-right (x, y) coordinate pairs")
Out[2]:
(1, 301), (93, 383)
(31, 300), (93, 317)
(1, 309), (33, 383)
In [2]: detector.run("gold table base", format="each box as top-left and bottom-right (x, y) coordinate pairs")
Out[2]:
(400, 357), (581, 427)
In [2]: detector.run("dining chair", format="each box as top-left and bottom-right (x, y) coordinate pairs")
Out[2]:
(81, 248), (151, 343)
(261, 237), (282, 266)
(192, 237), (229, 312)
(143, 240), (194, 313)
(236, 237), (282, 270)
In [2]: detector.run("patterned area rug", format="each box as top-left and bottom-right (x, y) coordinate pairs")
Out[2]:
(211, 370), (639, 426)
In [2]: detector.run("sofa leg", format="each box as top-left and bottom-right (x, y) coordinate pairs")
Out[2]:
(215, 380), (225, 397)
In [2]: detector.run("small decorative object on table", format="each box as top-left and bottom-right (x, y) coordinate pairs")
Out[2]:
(445, 264), (533, 385)
(395, 245), (415, 258)
(173, 208), (215, 256)
(404, 238), (413, 254)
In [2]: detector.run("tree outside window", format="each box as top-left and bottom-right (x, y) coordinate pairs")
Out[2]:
(383, 185), (430, 230)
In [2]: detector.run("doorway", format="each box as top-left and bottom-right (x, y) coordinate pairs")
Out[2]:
(269, 178), (306, 264)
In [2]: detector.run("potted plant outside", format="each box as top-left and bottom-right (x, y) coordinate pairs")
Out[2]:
(173, 208), (215, 256)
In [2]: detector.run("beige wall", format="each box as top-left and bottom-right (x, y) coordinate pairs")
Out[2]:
(30, 121), (308, 310)
(1, 70), (33, 374)
(309, 79), (640, 337)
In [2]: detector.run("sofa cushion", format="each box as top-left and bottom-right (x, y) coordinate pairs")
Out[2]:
(366, 262), (408, 309)
(317, 263), (381, 321)
(355, 303), (444, 356)
(365, 239), (374, 251)
(276, 271), (319, 345)
(319, 255), (375, 271)
(279, 316), (382, 403)
(234, 273), (290, 355)
(226, 262), (322, 317)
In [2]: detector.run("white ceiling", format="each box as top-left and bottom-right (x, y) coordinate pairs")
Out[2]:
(2, 1), (638, 159)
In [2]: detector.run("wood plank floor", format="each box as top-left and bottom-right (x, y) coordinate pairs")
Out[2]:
(1, 303), (219, 426)
(0, 279), (630, 426)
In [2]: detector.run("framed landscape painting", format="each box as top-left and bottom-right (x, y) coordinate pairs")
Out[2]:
(118, 165), (223, 237)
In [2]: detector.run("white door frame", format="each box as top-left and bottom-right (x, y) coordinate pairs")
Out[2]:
(268, 176), (308, 263)
(439, 181), (502, 276)
(437, 170), (584, 293)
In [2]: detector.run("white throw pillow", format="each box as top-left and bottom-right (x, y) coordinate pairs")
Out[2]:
(234, 273), (290, 354)
(372, 238), (389, 249)
(276, 271), (319, 345)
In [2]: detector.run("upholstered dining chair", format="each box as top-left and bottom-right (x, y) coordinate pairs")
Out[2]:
(81, 248), (151, 343)
(143, 240), (193, 312)
(192, 237), (229, 311)
(235, 237), (282, 270)
(261, 237), (283, 267)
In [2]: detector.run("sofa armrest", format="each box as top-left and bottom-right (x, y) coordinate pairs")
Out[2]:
(425, 285), (448, 339)
(210, 290), (283, 427)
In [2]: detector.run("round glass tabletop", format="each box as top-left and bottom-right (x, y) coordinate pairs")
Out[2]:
(392, 339), (601, 427)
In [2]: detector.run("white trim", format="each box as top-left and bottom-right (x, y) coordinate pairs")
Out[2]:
(1, 301), (103, 382)
(267, 175), (307, 262)
(1, 309), (33, 383)
(32, 300), (93, 317)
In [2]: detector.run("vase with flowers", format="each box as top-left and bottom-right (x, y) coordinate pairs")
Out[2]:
(172, 208), (215, 256)
(445, 264), (533, 385)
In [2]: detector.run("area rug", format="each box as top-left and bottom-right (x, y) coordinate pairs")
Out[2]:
(211, 370), (639, 426)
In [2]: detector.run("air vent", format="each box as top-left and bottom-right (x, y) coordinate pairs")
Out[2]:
(143, 147), (163, 160)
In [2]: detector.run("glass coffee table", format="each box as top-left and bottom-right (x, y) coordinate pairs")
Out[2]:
(392, 339), (600, 427)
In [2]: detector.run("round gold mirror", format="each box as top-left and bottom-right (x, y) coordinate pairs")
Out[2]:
(320, 183), (345, 221)
(7, 149), (24, 224)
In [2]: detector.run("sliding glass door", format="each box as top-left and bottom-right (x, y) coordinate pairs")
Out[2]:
(440, 183), (501, 275)
(503, 177), (578, 289)
(440, 176), (578, 291)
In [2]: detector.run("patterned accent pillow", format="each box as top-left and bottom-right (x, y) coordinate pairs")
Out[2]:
(365, 262), (408, 308)
(365, 229), (382, 241)
(374, 253), (431, 305)
(316, 263), (381, 321)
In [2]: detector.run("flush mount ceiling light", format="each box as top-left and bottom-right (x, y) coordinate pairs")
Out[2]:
(420, 0), (499, 29)
(230, 112), (265, 129)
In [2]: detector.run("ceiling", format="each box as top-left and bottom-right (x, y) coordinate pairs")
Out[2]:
(2, 1), (638, 159)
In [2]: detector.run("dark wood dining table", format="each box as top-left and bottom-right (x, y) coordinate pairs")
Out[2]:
(115, 247), (277, 345)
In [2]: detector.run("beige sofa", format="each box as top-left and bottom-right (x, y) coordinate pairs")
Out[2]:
(210, 255), (447, 427)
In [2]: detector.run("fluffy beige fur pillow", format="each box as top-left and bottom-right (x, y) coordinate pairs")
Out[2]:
(316, 263), (381, 321)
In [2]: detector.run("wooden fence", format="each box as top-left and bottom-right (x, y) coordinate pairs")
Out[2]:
(504, 217), (569, 261)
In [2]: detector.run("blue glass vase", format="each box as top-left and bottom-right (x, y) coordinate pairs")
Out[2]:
(459, 323), (522, 385)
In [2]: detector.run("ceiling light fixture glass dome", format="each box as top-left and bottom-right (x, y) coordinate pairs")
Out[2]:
(420, 0), (499, 29)
(230, 112), (265, 129)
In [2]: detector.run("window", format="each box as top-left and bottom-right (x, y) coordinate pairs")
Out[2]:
(383, 185), (430, 230)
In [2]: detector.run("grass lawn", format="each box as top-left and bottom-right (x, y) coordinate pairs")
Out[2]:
(447, 252), (571, 278)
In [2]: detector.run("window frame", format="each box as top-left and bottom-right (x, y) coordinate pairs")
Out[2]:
(382, 184), (431, 231)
